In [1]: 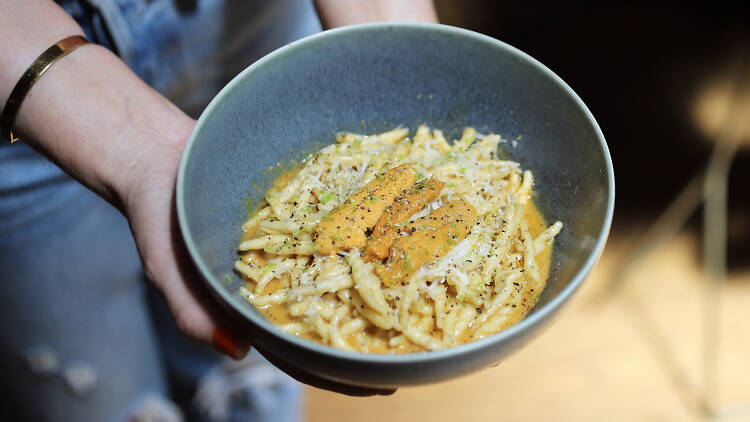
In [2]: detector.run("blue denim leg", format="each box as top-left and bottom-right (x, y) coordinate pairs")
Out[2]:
(0, 176), (168, 422)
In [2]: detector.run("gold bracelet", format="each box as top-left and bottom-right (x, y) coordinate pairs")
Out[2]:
(1, 35), (90, 143)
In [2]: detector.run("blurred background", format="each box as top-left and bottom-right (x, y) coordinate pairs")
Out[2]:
(306, 2), (750, 421)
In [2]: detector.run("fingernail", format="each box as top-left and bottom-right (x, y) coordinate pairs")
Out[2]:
(212, 329), (242, 359)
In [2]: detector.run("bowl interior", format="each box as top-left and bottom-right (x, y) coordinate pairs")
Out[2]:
(179, 23), (612, 366)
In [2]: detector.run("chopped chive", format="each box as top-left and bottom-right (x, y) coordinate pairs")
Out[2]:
(320, 191), (336, 203)
(262, 263), (277, 274)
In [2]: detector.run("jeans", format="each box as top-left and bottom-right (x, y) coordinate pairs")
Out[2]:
(0, 1), (321, 420)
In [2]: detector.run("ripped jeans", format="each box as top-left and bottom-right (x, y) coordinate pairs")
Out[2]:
(0, 1), (320, 421)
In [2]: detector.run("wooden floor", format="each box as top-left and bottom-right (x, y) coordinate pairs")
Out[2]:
(304, 230), (750, 421)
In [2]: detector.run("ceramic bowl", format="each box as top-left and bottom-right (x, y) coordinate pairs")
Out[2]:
(177, 22), (614, 388)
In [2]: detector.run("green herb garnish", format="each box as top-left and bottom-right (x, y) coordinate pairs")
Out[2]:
(320, 191), (336, 203)
(262, 263), (277, 275)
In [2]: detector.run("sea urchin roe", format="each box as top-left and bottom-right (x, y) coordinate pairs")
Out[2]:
(375, 199), (478, 287)
(313, 164), (417, 255)
(364, 177), (445, 262)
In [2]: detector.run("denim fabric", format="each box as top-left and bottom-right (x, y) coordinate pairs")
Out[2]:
(0, 1), (320, 421)
(0, 186), (168, 422)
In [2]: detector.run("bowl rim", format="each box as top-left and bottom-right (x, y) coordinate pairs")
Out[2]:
(177, 21), (615, 364)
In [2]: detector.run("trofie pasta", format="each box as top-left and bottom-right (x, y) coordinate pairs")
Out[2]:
(235, 125), (563, 353)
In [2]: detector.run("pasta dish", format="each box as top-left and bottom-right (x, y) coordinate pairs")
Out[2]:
(235, 125), (562, 353)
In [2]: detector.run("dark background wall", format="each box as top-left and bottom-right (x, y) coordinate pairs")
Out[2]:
(435, 1), (750, 267)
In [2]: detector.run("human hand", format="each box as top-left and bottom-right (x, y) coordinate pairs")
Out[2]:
(119, 117), (251, 358)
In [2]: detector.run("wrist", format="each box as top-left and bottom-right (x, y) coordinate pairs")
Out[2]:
(112, 103), (196, 215)
(14, 43), (194, 211)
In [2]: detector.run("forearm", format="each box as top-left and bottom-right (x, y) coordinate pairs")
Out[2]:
(1, 0), (192, 209)
(314, 0), (438, 29)
(0, 0), (83, 99)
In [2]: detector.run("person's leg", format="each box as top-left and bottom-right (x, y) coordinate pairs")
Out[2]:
(148, 294), (303, 422)
(0, 143), (174, 422)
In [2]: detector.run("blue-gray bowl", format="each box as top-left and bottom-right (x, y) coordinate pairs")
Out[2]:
(177, 22), (614, 388)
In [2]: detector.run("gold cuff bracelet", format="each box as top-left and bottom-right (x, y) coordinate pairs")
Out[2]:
(1, 35), (90, 143)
